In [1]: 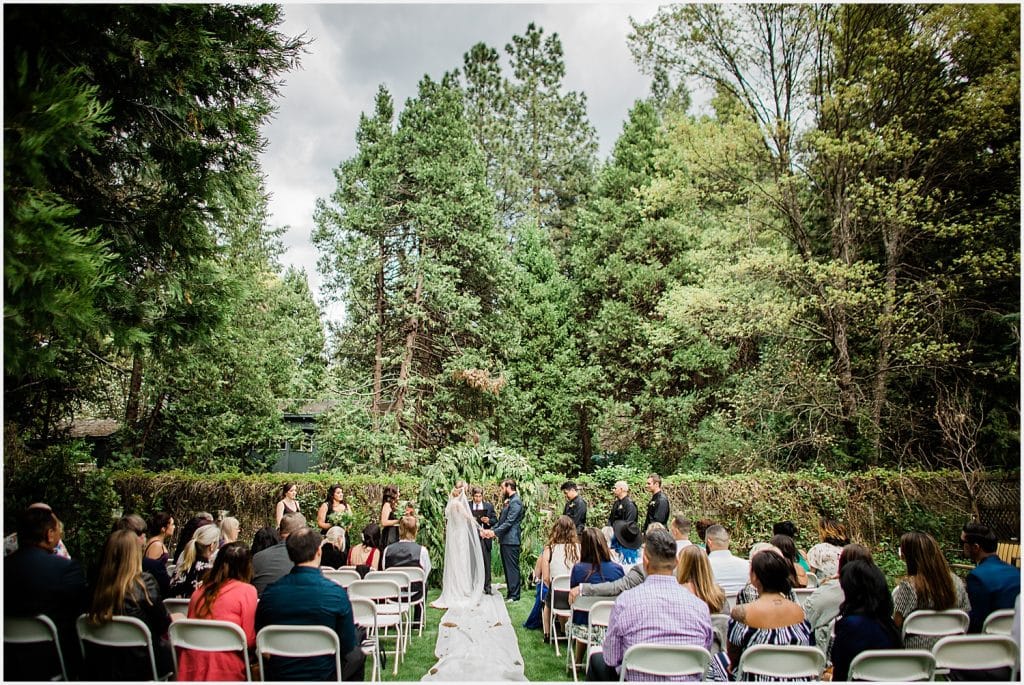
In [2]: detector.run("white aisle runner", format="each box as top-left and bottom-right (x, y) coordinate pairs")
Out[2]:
(421, 593), (527, 681)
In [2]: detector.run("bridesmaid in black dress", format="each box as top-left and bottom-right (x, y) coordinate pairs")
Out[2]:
(378, 484), (400, 551)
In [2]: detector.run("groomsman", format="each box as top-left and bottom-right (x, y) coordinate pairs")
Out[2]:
(470, 486), (497, 595)
(561, 481), (588, 536)
(483, 479), (525, 602)
(642, 473), (670, 531)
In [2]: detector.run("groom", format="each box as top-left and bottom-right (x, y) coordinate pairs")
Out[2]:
(483, 479), (524, 602)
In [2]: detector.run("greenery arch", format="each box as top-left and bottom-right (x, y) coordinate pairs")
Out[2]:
(418, 443), (540, 584)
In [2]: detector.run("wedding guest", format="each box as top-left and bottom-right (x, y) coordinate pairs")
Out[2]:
(830, 560), (902, 682)
(961, 521), (1020, 633)
(378, 484), (401, 550)
(87, 530), (174, 679)
(803, 543), (873, 655)
(570, 527), (625, 663)
(169, 523), (219, 598)
(348, 523), (382, 571)
(219, 516), (240, 545)
(706, 524), (750, 596)
(251, 526), (281, 555)
(672, 515), (694, 555)
(252, 512), (305, 597)
(3, 502), (72, 559)
(320, 526), (347, 569)
(773, 521), (810, 572)
(771, 533), (809, 587)
(587, 529), (712, 681)
(561, 481), (588, 535)
(174, 512), (214, 566)
(316, 484), (351, 539)
(113, 513), (148, 547)
(382, 515), (431, 622)
(807, 517), (850, 578)
(144, 511), (176, 597)
(892, 531), (971, 650)
(178, 542), (257, 681)
(274, 483), (301, 527)
(695, 518), (715, 550)
(676, 544), (727, 614)
(539, 516), (581, 643)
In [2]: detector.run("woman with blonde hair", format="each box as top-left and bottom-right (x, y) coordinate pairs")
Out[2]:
(87, 529), (174, 678)
(320, 526), (347, 569)
(676, 544), (727, 613)
(169, 524), (220, 598)
(892, 531), (970, 650)
(219, 516), (240, 546)
(178, 542), (257, 681)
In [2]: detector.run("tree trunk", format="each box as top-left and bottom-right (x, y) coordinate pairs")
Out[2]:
(125, 352), (144, 425)
(577, 404), (593, 474)
(372, 239), (385, 431)
(388, 271), (423, 417)
(870, 234), (899, 463)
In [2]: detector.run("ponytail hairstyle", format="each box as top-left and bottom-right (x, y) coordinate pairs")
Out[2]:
(177, 524), (220, 578)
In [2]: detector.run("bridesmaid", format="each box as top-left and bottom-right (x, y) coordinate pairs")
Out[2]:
(378, 484), (401, 551)
(316, 484), (350, 555)
(274, 483), (300, 526)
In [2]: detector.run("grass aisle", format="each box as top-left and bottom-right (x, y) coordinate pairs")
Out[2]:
(381, 587), (571, 682)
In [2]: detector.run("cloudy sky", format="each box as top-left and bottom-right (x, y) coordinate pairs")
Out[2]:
(258, 2), (664, 322)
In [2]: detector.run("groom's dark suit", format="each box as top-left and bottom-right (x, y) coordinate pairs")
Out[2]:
(490, 492), (525, 601)
(471, 499), (497, 594)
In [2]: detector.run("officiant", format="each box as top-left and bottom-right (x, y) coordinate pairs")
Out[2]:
(469, 486), (497, 595)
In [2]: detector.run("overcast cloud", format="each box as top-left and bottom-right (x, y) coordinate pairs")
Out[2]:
(259, 3), (662, 322)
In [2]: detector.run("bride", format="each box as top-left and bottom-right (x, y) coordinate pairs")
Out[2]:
(430, 480), (486, 609)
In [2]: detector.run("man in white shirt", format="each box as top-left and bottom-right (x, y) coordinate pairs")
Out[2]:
(671, 515), (693, 556)
(382, 516), (432, 622)
(705, 524), (749, 596)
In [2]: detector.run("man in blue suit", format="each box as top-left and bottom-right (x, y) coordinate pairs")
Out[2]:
(484, 479), (525, 602)
(961, 522), (1021, 633)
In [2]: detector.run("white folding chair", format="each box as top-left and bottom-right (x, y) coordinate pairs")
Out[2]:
(848, 649), (935, 682)
(5, 614), (68, 680)
(932, 634), (1018, 681)
(548, 574), (573, 657)
(392, 566), (427, 636)
(350, 597), (381, 683)
(365, 570), (414, 647)
(901, 609), (969, 644)
(736, 644), (825, 681)
(983, 608), (1016, 635)
(162, 597), (190, 616)
(256, 624), (341, 682)
(567, 594), (602, 681)
(583, 600), (615, 677)
(322, 568), (361, 589)
(710, 613), (730, 655)
(75, 613), (170, 681)
(804, 572), (819, 588)
(347, 578), (405, 675)
(168, 618), (250, 680)
(619, 643), (711, 681)
(792, 588), (815, 608)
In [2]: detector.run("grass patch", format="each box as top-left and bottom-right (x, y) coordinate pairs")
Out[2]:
(379, 585), (572, 682)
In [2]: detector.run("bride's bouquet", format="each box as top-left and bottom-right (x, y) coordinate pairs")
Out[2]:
(326, 511), (353, 528)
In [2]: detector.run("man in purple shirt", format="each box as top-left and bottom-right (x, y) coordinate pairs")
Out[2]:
(587, 528), (713, 681)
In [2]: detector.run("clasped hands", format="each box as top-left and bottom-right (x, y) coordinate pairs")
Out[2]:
(479, 529), (496, 539)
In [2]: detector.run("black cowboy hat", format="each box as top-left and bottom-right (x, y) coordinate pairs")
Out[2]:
(612, 520), (642, 550)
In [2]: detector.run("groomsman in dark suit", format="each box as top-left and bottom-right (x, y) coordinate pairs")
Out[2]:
(470, 486), (497, 595)
(643, 473), (670, 531)
(561, 481), (588, 536)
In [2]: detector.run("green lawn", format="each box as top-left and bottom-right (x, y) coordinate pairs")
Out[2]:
(381, 586), (572, 682)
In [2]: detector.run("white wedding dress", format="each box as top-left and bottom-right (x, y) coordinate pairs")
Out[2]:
(422, 489), (525, 681)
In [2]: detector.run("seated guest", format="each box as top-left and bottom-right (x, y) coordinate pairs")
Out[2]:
(179, 542), (257, 681)
(568, 527), (624, 662)
(695, 518), (715, 551)
(676, 544), (727, 614)
(830, 560), (902, 681)
(320, 526), (347, 569)
(961, 522), (1021, 633)
(734, 542), (789, 605)
(672, 515), (694, 555)
(86, 529), (175, 679)
(539, 516), (581, 643)
(803, 543), (873, 656)
(4, 502), (72, 559)
(169, 523), (220, 598)
(347, 523), (381, 571)
(807, 517), (850, 579)
(892, 531), (971, 650)
(174, 512), (214, 566)
(773, 521), (810, 572)
(256, 527), (365, 681)
(145, 512), (176, 597)
(771, 533), (809, 587)
(383, 515), (431, 623)
(4, 506), (88, 680)
(219, 516), (241, 546)
(251, 526), (282, 556)
(587, 528), (712, 681)
(252, 512), (305, 596)
(706, 524), (750, 597)
(709, 549), (811, 681)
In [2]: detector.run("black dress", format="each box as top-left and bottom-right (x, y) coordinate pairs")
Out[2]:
(379, 506), (399, 551)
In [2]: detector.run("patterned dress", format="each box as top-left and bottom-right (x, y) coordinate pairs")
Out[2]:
(892, 572), (971, 650)
(708, 616), (814, 681)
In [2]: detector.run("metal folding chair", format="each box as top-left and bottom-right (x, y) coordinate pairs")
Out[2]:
(168, 618), (250, 681)
(736, 644), (825, 681)
(347, 578), (405, 675)
(349, 597), (381, 683)
(848, 649), (935, 682)
(548, 574), (573, 657)
(5, 614), (68, 680)
(932, 634), (1018, 681)
(982, 608), (1015, 635)
(75, 613), (170, 681)
(619, 643), (711, 681)
(256, 624), (341, 682)
(322, 568), (361, 589)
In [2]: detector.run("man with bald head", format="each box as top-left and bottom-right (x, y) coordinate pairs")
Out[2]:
(253, 511), (307, 596)
(607, 480), (638, 563)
